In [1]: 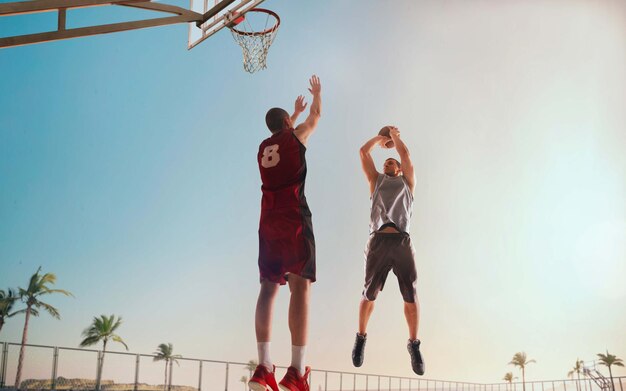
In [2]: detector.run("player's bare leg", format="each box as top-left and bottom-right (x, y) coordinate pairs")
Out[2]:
(287, 274), (310, 344)
(405, 297), (424, 375)
(256, 281), (280, 342)
(286, 274), (310, 375)
(404, 298), (419, 340)
(352, 298), (374, 367)
(358, 298), (375, 336)
(250, 281), (280, 391)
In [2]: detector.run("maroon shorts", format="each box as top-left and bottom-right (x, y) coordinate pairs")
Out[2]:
(258, 206), (316, 285)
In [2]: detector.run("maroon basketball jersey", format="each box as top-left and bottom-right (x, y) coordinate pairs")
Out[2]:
(257, 128), (308, 210)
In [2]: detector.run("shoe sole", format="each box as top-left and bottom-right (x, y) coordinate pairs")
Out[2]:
(278, 384), (298, 391)
(249, 381), (272, 391)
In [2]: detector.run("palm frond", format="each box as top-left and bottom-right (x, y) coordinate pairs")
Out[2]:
(111, 335), (128, 350)
(8, 308), (27, 317)
(17, 268), (71, 323)
(0, 289), (19, 317)
(79, 335), (102, 347)
(36, 302), (61, 319)
(80, 314), (125, 349)
(26, 267), (43, 293)
(509, 352), (535, 368)
(41, 288), (74, 297)
(41, 272), (57, 283)
(597, 351), (619, 367)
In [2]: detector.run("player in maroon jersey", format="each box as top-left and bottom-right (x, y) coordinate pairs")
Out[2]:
(249, 75), (322, 391)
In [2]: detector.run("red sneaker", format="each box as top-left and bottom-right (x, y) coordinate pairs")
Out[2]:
(248, 365), (279, 391)
(278, 366), (311, 391)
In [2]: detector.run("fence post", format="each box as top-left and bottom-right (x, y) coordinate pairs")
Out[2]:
(95, 351), (102, 391)
(1, 342), (8, 388)
(378, 376), (381, 391)
(366, 375), (369, 391)
(340, 373), (343, 391)
(133, 354), (140, 391)
(354, 373), (356, 391)
(198, 361), (203, 391)
(51, 347), (59, 391)
(224, 363), (229, 391)
(324, 371), (328, 391)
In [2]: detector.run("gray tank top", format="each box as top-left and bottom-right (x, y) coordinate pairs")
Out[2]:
(370, 174), (414, 234)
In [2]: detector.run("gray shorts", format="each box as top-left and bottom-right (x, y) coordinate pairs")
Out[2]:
(362, 232), (418, 303)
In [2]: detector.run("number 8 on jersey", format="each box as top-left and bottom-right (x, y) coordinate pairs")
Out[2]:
(261, 144), (280, 168)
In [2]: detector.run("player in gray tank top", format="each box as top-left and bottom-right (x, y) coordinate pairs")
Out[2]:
(351, 126), (425, 376)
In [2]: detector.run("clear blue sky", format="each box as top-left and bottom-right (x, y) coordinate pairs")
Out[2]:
(1, 0), (625, 386)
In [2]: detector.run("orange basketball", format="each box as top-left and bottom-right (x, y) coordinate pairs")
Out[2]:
(378, 126), (394, 148)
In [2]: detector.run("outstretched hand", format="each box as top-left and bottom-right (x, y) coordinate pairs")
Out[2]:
(388, 126), (400, 138)
(294, 95), (308, 113)
(378, 135), (393, 149)
(308, 75), (321, 95)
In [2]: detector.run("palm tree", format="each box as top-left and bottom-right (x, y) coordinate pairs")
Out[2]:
(503, 372), (517, 391)
(79, 315), (128, 391)
(240, 376), (248, 391)
(14, 268), (73, 390)
(245, 359), (258, 379)
(597, 351), (624, 391)
(0, 288), (21, 334)
(568, 358), (584, 391)
(508, 352), (536, 391)
(153, 343), (182, 391)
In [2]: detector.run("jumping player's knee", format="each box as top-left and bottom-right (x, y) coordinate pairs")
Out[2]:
(259, 280), (280, 297)
(362, 289), (379, 302)
(287, 273), (311, 293)
(401, 288), (417, 303)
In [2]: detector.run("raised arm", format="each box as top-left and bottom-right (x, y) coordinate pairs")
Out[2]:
(388, 127), (415, 193)
(294, 75), (322, 146)
(290, 95), (307, 125)
(360, 135), (388, 196)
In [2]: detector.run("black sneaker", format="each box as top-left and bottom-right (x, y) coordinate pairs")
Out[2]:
(407, 339), (425, 375)
(352, 333), (367, 367)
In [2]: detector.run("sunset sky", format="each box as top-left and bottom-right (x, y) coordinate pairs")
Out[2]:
(1, 0), (625, 387)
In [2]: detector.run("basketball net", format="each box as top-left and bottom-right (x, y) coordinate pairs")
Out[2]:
(229, 9), (280, 73)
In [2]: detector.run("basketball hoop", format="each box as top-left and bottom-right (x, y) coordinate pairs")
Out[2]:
(228, 8), (280, 73)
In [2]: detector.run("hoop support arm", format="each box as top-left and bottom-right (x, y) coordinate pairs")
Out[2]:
(0, 0), (203, 48)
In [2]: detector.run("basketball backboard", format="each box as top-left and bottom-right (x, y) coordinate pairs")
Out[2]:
(188, 0), (266, 49)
